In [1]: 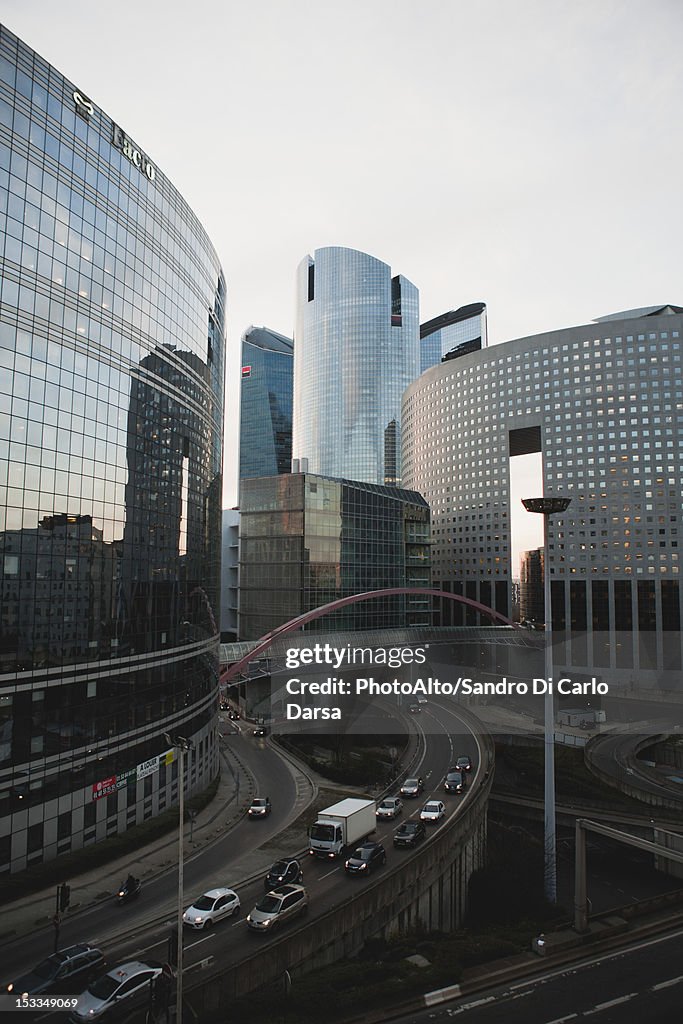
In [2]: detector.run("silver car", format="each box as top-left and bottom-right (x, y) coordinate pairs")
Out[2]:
(69, 961), (162, 1021)
(247, 884), (308, 932)
(376, 797), (403, 820)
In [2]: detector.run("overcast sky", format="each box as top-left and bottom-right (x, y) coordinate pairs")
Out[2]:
(4, 0), (682, 568)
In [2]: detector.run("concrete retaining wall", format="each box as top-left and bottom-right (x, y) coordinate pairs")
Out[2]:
(185, 730), (494, 1013)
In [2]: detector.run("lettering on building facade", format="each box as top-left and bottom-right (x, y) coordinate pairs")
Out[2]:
(112, 125), (156, 181)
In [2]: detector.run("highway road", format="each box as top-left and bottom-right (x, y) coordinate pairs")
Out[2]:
(0, 722), (301, 984)
(586, 726), (683, 807)
(392, 925), (683, 1023)
(1, 701), (483, 1000)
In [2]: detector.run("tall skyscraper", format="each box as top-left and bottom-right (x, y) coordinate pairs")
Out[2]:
(420, 302), (488, 373)
(293, 246), (419, 486)
(239, 326), (293, 480)
(0, 28), (226, 871)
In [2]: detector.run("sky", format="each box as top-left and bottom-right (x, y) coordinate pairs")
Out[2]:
(3, 0), (683, 569)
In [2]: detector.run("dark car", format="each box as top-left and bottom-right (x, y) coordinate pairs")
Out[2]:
(253, 725), (268, 737)
(399, 777), (424, 798)
(264, 858), (303, 889)
(344, 842), (386, 876)
(393, 821), (426, 848)
(248, 797), (271, 818)
(444, 770), (465, 794)
(408, 703), (421, 714)
(228, 709), (240, 720)
(7, 944), (105, 996)
(455, 755), (472, 773)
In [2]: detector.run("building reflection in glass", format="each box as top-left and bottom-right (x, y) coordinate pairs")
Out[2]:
(0, 27), (225, 872)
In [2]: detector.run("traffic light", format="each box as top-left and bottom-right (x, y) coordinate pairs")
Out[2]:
(167, 928), (178, 967)
(59, 884), (70, 911)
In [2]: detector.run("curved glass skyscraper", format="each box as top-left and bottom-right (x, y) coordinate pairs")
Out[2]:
(293, 246), (419, 486)
(0, 28), (225, 872)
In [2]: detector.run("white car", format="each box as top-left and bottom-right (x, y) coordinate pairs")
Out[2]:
(69, 961), (162, 1021)
(376, 797), (403, 820)
(420, 800), (446, 824)
(182, 887), (240, 929)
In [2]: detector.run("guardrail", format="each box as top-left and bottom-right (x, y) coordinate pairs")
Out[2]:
(184, 711), (495, 1012)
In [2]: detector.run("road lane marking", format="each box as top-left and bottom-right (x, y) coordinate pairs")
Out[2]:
(132, 938), (167, 954)
(652, 975), (683, 990)
(505, 925), (683, 993)
(424, 983), (461, 1005)
(544, 1015), (577, 1024)
(584, 992), (638, 1014)
(319, 866), (342, 880)
(185, 933), (216, 949)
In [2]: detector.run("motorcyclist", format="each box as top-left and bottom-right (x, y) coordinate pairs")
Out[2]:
(125, 872), (138, 891)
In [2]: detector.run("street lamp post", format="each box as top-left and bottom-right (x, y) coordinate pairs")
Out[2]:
(521, 496), (571, 904)
(164, 733), (194, 1022)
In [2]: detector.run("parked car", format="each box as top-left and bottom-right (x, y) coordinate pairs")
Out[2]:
(182, 887), (240, 929)
(344, 842), (386, 876)
(253, 725), (268, 737)
(69, 961), (162, 1021)
(248, 797), (271, 818)
(7, 944), (105, 996)
(247, 884), (308, 932)
(399, 777), (424, 798)
(393, 820), (426, 848)
(264, 858), (303, 889)
(444, 770), (465, 794)
(376, 796), (403, 820)
(455, 755), (472, 773)
(420, 800), (446, 824)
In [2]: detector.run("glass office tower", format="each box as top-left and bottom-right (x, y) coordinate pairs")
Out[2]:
(293, 247), (419, 486)
(420, 302), (488, 373)
(0, 28), (226, 872)
(239, 473), (431, 639)
(239, 325), (293, 480)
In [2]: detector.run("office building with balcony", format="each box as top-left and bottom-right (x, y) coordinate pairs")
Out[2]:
(238, 473), (431, 640)
(402, 305), (683, 678)
(239, 325), (293, 481)
(0, 28), (226, 871)
(293, 247), (419, 487)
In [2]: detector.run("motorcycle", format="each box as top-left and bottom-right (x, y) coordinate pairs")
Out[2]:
(117, 877), (142, 904)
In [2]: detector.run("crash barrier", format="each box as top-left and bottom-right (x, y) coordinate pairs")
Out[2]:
(185, 722), (494, 1012)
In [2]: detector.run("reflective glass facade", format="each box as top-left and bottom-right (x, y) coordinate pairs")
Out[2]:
(0, 29), (226, 872)
(293, 247), (419, 486)
(420, 303), (488, 373)
(239, 326), (293, 480)
(239, 474), (431, 639)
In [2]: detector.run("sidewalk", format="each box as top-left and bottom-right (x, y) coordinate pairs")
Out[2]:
(0, 737), (258, 946)
(0, 708), (423, 947)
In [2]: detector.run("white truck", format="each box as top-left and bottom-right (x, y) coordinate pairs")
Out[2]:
(308, 797), (376, 858)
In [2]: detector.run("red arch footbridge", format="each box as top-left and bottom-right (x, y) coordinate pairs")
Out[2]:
(220, 587), (522, 686)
